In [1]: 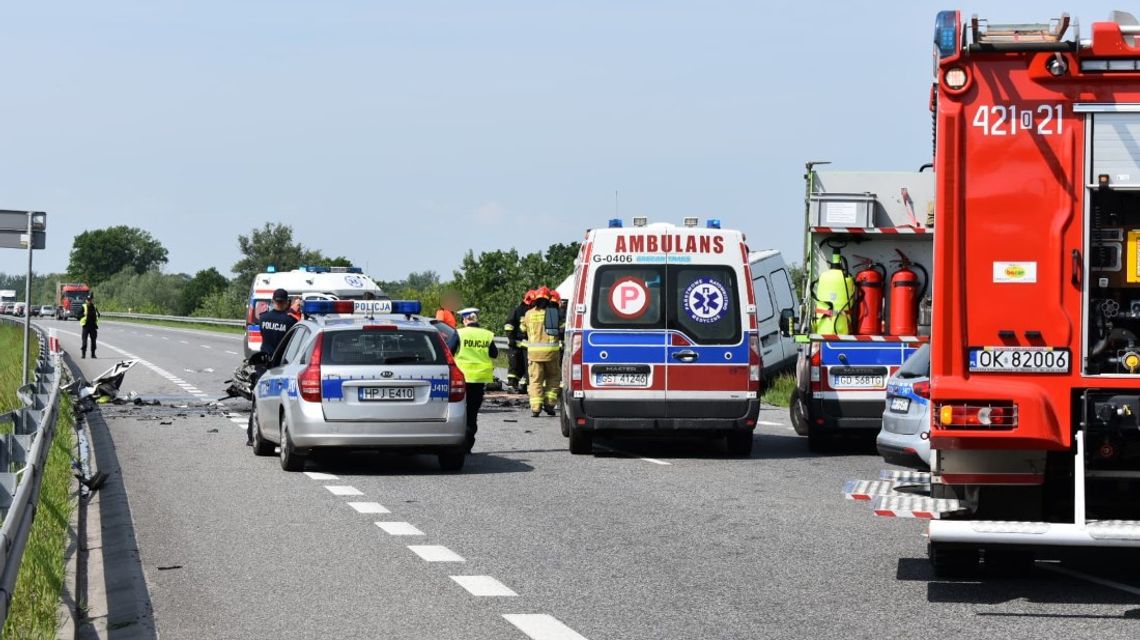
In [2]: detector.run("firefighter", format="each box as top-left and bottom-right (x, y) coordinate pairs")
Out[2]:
(454, 308), (498, 452)
(503, 290), (535, 393)
(80, 294), (100, 359)
(523, 287), (563, 417)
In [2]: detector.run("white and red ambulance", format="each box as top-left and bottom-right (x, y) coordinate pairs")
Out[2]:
(560, 217), (763, 456)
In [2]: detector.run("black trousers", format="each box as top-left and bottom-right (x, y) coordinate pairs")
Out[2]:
(508, 347), (528, 384)
(81, 326), (98, 356)
(465, 383), (486, 449)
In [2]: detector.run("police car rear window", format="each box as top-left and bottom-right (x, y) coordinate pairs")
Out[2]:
(323, 330), (445, 366)
(591, 267), (665, 329)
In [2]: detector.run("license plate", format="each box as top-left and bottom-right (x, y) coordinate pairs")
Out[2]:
(890, 396), (911, 412)
(832, 375), (885, 389)
(358, 387), (415, 401)
(968, 347), (1070, 373)
(594, 373), (649, 387)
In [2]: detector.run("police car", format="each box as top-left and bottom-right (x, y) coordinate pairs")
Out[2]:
(244, 266), (386, 356)
(248, 299), (469, 472)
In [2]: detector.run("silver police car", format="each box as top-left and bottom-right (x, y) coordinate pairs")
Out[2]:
(876, 343), (931, 470)
(249, 299), (468, 472)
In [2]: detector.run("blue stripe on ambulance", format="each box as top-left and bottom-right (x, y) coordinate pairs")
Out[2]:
(581, 330), (748, 363)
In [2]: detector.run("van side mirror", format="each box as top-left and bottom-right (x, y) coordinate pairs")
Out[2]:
(779, 309), (797, 337)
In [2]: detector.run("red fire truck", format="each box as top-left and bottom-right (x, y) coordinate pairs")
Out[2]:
(848, 10), (1140, 575)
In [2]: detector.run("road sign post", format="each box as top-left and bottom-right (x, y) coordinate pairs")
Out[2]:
(0, 211), (47, 385)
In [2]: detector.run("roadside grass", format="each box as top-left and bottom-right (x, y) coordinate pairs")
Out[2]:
(100, 315), (245, 335)
(0, 322), (77, 638)
(763, 373), (796, 407)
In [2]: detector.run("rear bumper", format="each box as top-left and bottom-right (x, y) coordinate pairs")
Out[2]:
(288, 401), (466, 449)
(875, 435), (929, 470)
(566, 398), (760, 433)
(929, 520), (1140, 548)
(810, 395), (884, 431)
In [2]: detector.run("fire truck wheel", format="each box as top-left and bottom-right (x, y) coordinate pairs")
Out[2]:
(569, 426), (593, 455)
(929, 542), (979, 579)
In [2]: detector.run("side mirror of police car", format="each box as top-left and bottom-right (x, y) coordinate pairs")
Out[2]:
(248, 352), (270, 366)
(779, 309), (796, 338)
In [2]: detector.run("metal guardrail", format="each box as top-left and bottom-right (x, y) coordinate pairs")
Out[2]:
(0, 318), (62, 627)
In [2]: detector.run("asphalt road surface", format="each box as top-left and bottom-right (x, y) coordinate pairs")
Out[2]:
(41, 318), (1140, 639)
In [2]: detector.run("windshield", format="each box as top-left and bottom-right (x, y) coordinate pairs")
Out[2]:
(323, 329), (445, 366)
(896, 344), (930, 379)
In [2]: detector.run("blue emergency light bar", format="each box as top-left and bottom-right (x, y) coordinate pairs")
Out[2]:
(266, 265), (277, 273)
(934, 10), (960, 58)
(302, 299), (421, 316)
(608, 218), (623, 228)
(297, 265), (364, 274)
(706, 219), (721, 229)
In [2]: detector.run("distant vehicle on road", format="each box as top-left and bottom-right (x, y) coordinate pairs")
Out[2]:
(876, 343), (930, 469)
(12, 302), (25, 317)
(244, 266), (386, 356)
(249, 299), (468, 472)
(1, 302), (13, 315)
(38, 305), (55, 318)
(749, 249), (798, 378)
(55, 282), (91, 320)
(559, 217), (763, 457)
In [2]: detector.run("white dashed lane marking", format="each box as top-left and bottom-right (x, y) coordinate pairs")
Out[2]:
(303, 471), (338, 481)
(503, 614), (589, 640)
(179, 340), (189, 344)
(375, 522), (424, 536)
(595, 445), (671, 466)
(201, 344), (212, 349)
(450, 575), (517, 597)
(757, 420), (783, 427)
(324, 485), (363, 496)
(347, 502), (389, 514)
(408, 545), (465, 562)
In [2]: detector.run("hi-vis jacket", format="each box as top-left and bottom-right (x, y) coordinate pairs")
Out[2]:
(523, 307), (561, 362)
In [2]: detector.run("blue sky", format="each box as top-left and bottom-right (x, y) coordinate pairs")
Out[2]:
(0, 2), (1126, 281)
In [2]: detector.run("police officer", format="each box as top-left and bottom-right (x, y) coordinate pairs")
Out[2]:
(248, 288), (297, 445)
(523, 287), (563, 417)
(454, 308), (497, 452)
(80, 294), (100, 359)
(502, 290), (534, 393)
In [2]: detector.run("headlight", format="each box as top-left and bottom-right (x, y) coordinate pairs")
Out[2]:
(943, 67), (968, 90)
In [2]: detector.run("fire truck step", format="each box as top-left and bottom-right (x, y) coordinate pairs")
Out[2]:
(843, 480), (904, 501)
(1087, 520), (1140, 541)
(879, 469), (931, 483)
(871, 494), (965, 519)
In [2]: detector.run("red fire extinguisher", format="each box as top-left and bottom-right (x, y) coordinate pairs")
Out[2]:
(853, 256), (885, 335)
(889, 249), (928, 336)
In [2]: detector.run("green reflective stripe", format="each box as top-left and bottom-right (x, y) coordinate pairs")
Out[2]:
(454, 326), (495, 383)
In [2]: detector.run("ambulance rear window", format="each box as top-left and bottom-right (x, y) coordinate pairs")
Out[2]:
(591, 267), (665, 329)
(670, 266), (740, 344)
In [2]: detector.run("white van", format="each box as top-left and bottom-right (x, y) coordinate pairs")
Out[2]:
(560, 217), (763, 456)
(749, 250), (798, 377)
(244, 266), (385, 356)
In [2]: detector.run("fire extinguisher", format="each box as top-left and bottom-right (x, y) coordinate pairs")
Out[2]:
(889, 249), (929, 336)
(852, 255), (886, 335)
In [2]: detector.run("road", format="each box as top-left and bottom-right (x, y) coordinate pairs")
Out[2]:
(41, 318), (1140, 639)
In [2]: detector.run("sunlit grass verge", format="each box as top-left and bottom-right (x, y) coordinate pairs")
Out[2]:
(102, 315), (245, 335)
(0, 323), (39, 421)
(762, 373), (796, 408)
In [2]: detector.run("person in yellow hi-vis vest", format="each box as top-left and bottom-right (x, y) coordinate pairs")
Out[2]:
(454, 308), (498, 452)
(523, 287), (562, 417)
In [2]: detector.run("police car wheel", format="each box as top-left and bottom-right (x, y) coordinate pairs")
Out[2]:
(251, 409), (274, 456)
(725, 431), (754, 457)
(279, 418), (306, 472)
(438, 449), (466, 472)
(568, 426), (593, 455)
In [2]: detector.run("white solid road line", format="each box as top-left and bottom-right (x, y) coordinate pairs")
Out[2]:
(1038, 562), (1140, 597)
(375, 521), (424, 536)
(407, 545), (465, 562)
(595, 445), (671, 466)
(303, 471), (338, 481)
(450, 575), (518, 597)
(324, 485), (363, 496)
(347, 502), (390, 514)
(503, 614), (589, 640)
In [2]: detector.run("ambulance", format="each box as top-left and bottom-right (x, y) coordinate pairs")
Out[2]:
(559, 217), (763, 456)
(244, 266), (386, 356)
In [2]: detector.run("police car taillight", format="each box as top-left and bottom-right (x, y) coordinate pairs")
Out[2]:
(299, 334), (324, 402)
(436, 333), (466, 402)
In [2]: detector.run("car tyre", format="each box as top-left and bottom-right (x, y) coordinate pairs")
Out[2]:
(929, 542), (980, 579)
(559, 402), (571, 438)
(279, 416), (306, 472)
(726, 431), (754, 457)
(789, 388), (809, 436)
(569, 426), (593, 455)
(438, 449), (466, 472)
(250, 408), (274, 456)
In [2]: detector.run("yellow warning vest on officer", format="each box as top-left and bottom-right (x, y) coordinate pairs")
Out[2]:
(455, 326), (495, 384)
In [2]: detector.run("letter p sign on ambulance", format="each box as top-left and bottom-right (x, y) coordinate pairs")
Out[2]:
(608, 277), (650, 320)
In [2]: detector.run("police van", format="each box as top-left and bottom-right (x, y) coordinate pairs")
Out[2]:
(245, 266), (386, 356)
(560, 217), (763, 456)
